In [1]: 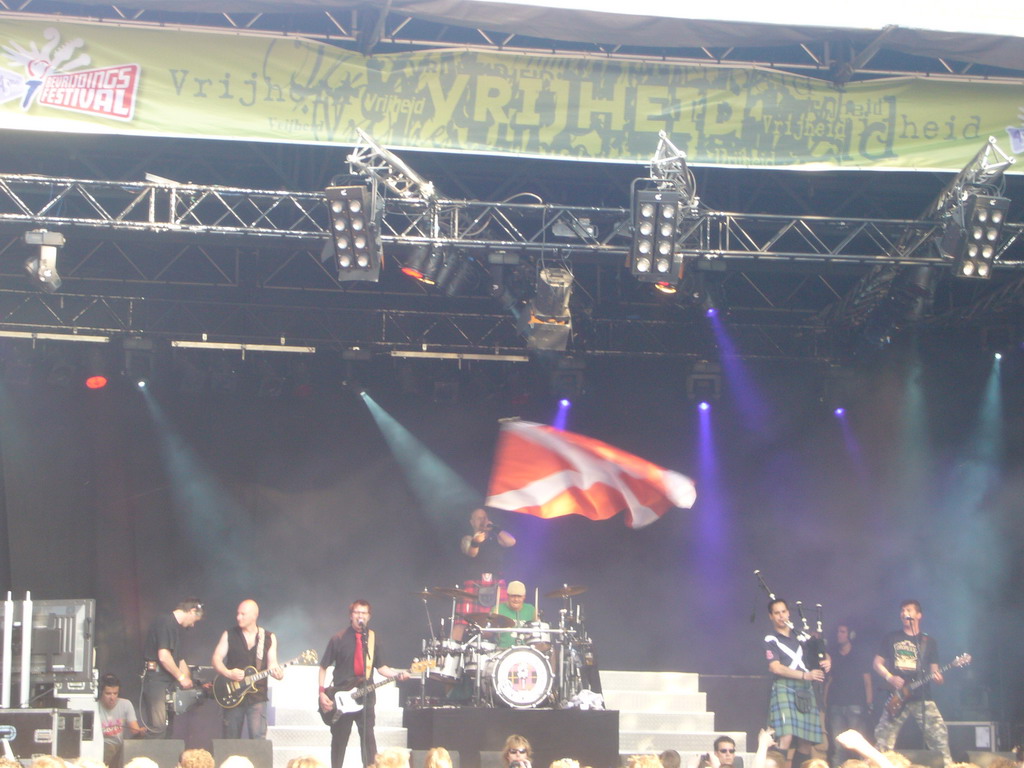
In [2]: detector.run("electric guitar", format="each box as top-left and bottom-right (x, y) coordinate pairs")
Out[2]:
(318, 659), (433, 724)
(884, 653), (971, 717)
(214, 649), (318, 708)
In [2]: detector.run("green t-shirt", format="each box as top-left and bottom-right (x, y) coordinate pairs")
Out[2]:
(495, 602), (537, 649)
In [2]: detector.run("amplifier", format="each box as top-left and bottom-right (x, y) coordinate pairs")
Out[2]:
(0, 708), (83, 759)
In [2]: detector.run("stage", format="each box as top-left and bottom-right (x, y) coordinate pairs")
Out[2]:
(404, 707), (619, 768)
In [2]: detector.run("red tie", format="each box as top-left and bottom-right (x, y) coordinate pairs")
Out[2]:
(354, 632), (365, 678)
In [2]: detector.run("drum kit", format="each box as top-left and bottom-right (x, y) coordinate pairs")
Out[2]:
(414, 584), (594, 709)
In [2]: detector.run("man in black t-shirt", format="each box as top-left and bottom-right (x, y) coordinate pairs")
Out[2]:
(873, 600), (952, 768)
(826, 623), (872, 765)
(140, 596), (204, 736)
(317, 600), (408, 768)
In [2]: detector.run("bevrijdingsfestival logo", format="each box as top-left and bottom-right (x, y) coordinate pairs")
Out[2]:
(1, 26), (139, 120)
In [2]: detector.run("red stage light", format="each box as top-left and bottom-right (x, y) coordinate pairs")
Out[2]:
(85, 375), (108, 390)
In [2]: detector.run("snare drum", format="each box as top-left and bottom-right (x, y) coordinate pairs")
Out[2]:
(428, 639), (464, 681)
(485, 645), (553, 708)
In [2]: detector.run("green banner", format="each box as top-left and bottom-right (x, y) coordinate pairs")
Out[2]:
(1, 18), (1022, 171)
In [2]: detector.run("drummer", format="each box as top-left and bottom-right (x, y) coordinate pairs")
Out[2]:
(492, 580), (536, 649)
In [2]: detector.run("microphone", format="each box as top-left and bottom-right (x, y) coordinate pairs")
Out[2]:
(357, 620), (366, 630)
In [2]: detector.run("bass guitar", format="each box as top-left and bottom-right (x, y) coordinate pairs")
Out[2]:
(214, 649), (319, 708)
(319, 659), (433, 724)
(884, 653), (971, 717)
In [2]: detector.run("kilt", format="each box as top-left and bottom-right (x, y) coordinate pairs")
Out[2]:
(769, 678), (823, 742)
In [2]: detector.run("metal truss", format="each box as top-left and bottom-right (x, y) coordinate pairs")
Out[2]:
(5, 173), (1022, 266)
(0, 287), (844, 361)
(1, 172), (1023, 358)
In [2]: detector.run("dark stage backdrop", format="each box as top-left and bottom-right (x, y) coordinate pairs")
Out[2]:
(0, 343), (1021, 732)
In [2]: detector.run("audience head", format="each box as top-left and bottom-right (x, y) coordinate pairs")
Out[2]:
(799, 760), (828, 768)
(219, 758), (254, 768)
(373, 749), (410, 768)
(765, 750), (788, 768)
(286, 759), (328, 768)
(30, 758), (67, 768)
(626, 757), (662, 768)
(503, 735), (532, 767)
(714, 737), (737, 767)
(425, 749), (453, 768)
(659, 751), (681, 768)
(126, 759), (159, 768)
(881, 753), (910, 768)
(178, 750), (215, 768)
(549, 761), (579, 768)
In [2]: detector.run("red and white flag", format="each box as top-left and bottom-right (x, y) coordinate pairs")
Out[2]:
(484, 420), (696, 528)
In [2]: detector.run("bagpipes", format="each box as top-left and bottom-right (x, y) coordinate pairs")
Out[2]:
(754, 569), (827, 670)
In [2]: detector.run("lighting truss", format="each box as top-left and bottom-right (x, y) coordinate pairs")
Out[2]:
(2, 173), (1021, 267)
(928, 136), (1016, 222)
(347, 128), (438, 203)
(649, 130), (698, 208)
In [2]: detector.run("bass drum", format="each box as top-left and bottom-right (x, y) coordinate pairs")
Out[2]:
(485, 646), (553, 709)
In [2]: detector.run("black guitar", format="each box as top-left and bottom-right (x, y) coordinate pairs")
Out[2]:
(318, 660), (432, 724)
(214, 649), (318, 708)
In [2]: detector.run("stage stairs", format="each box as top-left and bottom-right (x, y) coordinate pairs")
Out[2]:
(268, 667), (748, 768)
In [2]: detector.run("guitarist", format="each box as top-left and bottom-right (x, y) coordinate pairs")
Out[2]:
(318, 600), (409, 768)
(872, 600), (953, 768)
(212, 599), (284, 739)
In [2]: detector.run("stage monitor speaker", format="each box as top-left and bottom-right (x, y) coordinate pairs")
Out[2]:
(213, 738), (273, 768)
(966, 752), (1015, 768)
(947, 723), (999, 757)
(124, 738), (185, 768)
(898, 750), (944, 768)
(412, 750), (460, 768)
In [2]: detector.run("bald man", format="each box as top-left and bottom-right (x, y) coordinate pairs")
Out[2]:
(212, 599), (284, 739)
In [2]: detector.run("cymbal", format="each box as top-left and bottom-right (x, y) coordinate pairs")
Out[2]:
(459, 612), (514, 628)
(430, 587), (475, 600)
(545, 584), (587, 599)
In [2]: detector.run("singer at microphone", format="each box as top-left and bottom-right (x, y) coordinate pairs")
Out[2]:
(872, 599), (953, 768)
(318, 599), (409, 768)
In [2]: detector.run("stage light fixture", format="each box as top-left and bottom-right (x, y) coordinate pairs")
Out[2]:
(939, 194), (1009, 279)
(400, 244), (444, 285)
(325, 185), (382, 282)
(686, 361), (721, 401)
(83, 347), (109, 390)
(23, 229), (65, 293)
(435, 251), (480, 297)
(631, 189), (684, 291)
(522, 266), (573, 352)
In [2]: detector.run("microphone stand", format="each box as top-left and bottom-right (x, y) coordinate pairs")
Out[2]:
(358, 622), (372, 768)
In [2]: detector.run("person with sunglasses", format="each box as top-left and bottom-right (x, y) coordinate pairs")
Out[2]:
(691, 736), (741, 768)
(502, 735), (532, 768)
(713, 737), (738, 767)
